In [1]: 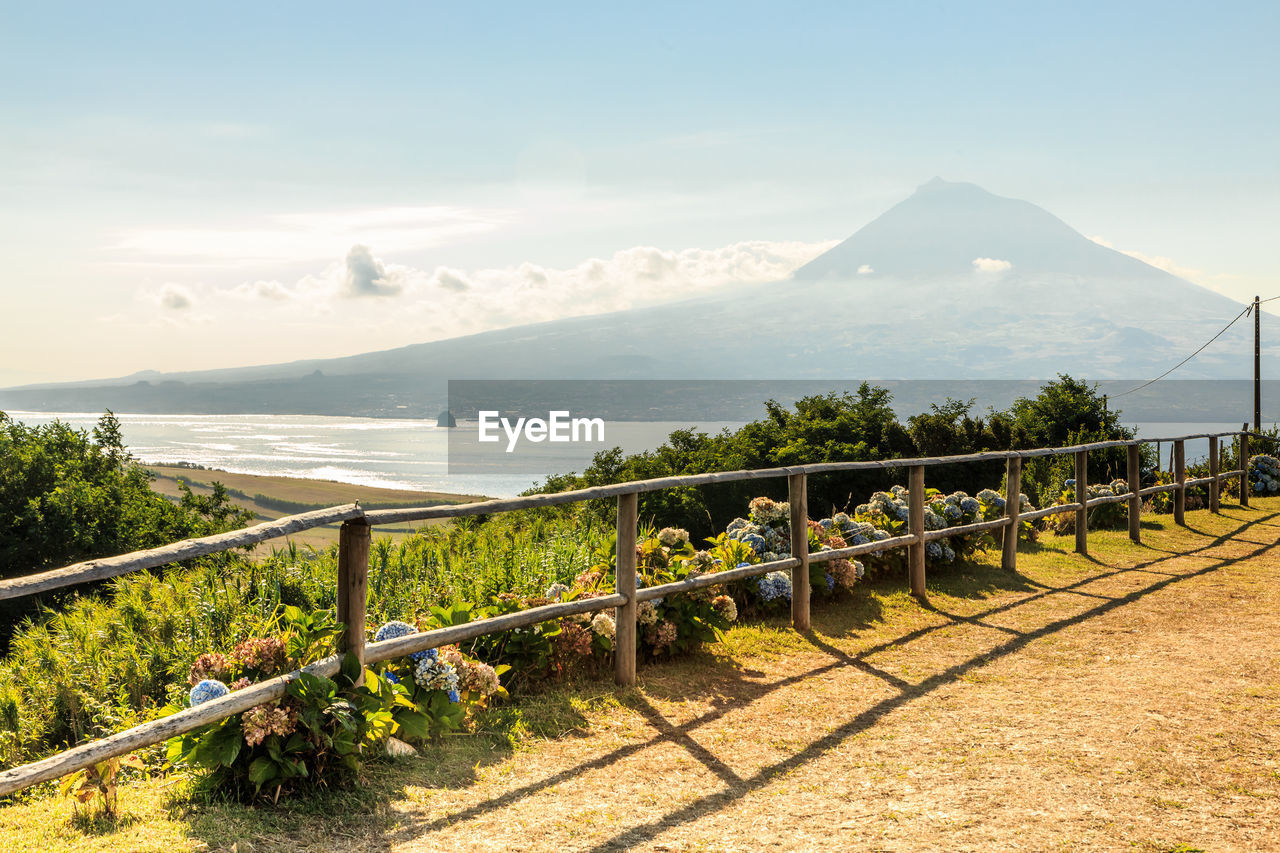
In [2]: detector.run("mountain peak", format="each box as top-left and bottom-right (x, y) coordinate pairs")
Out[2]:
(794, 179), (1173, 282)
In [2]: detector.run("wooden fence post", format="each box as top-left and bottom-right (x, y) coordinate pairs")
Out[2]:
(908, 465), (926, 597)
(614, 492), (638, 687)
(1241, 431), (1251, 508)
(336, 518), (371, 679)
(1173, 440), (1186, 526)
(788, 472), (811, 632)
(1001, 455), (1021, 571)
(1075, 450), (1088, 555)
(1209, 435), (1220, 513)
(1127, 443), (1141, 543)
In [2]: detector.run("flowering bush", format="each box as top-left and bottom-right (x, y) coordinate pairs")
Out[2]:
(1046, 479), (1131, 533)
(1250, 454), (1280, 495)
(167, 607), (386, 801)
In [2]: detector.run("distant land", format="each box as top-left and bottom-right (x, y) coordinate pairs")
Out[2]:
(146, 465), (485, 549)
(2, 179), (1270, 419)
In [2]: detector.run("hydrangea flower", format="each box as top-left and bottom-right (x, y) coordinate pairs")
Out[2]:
(657, 527), (689, 547)
(636, 600), (660, 626)
(758, 571), (792, 602)
(459, 660), (501, 696)
(232, 637), (286, 675)
(189, 679), (230, 707)
(590, 612), (616, 639)
(374, 620), (417, 643)
(241, 702), (296, 747)
(414, 658), (460, 693)
(711, 594), (738, 622)
(187, 652), (231, 687)
(545, 582), (570, 600)
(411, 647), (438, 664)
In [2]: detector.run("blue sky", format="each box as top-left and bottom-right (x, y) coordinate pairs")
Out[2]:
(2, 1), (1277, 382)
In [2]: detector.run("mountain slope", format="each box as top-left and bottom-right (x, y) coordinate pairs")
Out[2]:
(1, 179), (1263, 417)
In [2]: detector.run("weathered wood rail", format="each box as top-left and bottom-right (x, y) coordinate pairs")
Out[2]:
(0, 429), (1271, 797)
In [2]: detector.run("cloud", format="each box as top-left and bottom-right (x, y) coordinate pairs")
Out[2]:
(857, 264), (874, 275)
(169, 238), (837, 349)
(972, 257), (1012, 273)
(433, 269), (471, 292)
(229, 280), (292, 300)
(1087, 235), (1203, 281)
(342, 244), (402, 297)
(110, 205), (513, 265)
(158, 283), (194, 310)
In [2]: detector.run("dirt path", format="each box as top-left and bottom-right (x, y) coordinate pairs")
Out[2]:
(378, 505), (1280, 853)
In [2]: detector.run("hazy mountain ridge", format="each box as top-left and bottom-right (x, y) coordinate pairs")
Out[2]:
(2, 179), (1265, 417)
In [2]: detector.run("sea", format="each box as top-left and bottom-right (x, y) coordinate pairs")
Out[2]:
(4, 412), (1252, 499)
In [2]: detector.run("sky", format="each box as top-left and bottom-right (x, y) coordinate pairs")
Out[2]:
(1, 1), (1277, 384)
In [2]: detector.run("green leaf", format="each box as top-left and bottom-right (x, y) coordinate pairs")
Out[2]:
(192, 719), (242, 768)
(396, 710), (432, 741)
(248, 756), (278, 792)
(339, 651), (362, 685)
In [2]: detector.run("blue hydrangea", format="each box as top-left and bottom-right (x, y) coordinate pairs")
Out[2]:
(383, 670), (401, 685)
(447, 688), (461, 703)
(825, 573), (836, 592)
(1064, 479), (1076, 489)
(742, 533), (767, 554)
(414, 658), (460, 692)
(758, 570), (792, 602)
(188, 679), (229, 707)
(960, 497), (980, 514)
(374, 620), (417, 643)
(411, 647), (438, 664)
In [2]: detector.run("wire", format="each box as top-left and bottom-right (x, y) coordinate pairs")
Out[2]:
(1108, 303), (1254, 400)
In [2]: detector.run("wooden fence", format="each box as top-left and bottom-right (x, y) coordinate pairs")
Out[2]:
(0, 429), (1270, 797)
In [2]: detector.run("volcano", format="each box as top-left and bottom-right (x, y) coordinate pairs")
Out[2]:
(1, 179), (1261, 417)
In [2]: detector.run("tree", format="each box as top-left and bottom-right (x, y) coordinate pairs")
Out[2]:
(0, 411), (253, 638)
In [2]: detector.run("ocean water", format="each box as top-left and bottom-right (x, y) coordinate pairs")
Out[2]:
(5, 412), (745, 498)
(5, 412), (1256, 499)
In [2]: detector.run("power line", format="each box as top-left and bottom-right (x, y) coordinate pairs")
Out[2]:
(1108, 303), (1255, 400)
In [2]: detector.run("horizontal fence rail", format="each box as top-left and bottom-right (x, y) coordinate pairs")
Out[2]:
(0, 429), (1269, 797)
(0, 504), (366, 602)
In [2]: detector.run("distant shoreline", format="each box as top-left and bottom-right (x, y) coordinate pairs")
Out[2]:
(145, 464), (489, 550)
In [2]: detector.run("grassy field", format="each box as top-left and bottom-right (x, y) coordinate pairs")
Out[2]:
(146, 466), (486, 549)
(3, 500), (1278, 851)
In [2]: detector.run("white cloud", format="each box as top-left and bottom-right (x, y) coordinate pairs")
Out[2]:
(228, 280), (292, 301)
(857, 264), (874, 275)
(972, 257), (1012, 273)
(1088, 235), (1203, 281)
(343, 244), (402, 297)
(109, 205), (513, 265)
(140, 239), (836, 352)
(157, 283), (194, 310)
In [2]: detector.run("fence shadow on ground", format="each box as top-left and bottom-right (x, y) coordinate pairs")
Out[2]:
(171, 506), (1278, 852)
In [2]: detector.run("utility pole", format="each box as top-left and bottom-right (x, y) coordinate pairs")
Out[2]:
(1254, 295), (1261, 433)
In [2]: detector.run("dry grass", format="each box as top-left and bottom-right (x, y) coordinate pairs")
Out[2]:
(4, 500), (1279, 852)
(146, 466), (481, 548)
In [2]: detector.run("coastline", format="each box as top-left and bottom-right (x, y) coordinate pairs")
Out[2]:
(146, 465), (489, 550)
